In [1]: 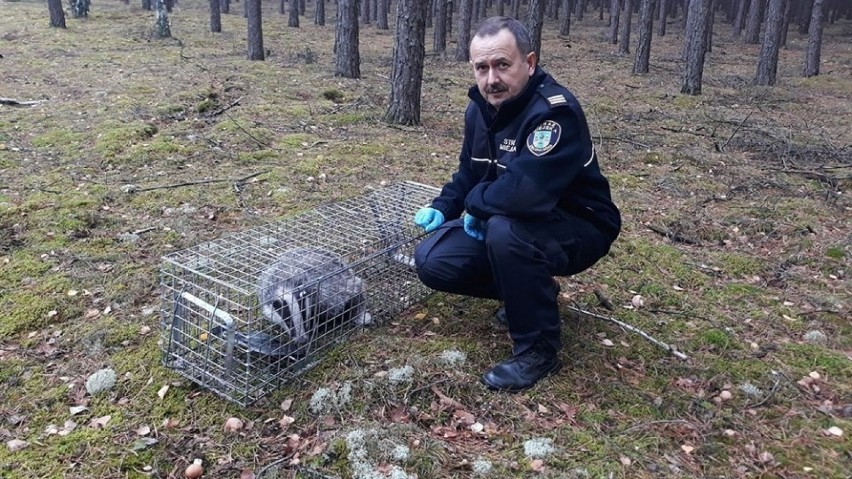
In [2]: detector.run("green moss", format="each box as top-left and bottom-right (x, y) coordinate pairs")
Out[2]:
(31, 130), (86, 153)
(698, 328), (734, 351)
(778, 344), (852, 377)
(825, 246), (845, 259)
(94, 121), (158, 158)
(716, 252), (768, 278)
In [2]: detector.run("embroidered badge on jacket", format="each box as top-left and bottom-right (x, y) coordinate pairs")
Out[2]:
(527, 120), (561, 156)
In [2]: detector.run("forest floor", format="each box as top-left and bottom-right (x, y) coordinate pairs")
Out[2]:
(0, 1), (850, 478)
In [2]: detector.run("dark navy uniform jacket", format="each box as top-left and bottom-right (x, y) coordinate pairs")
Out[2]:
(429, 67), (621, 242)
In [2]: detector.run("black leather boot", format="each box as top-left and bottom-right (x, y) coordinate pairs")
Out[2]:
(481, 342), (562, 392)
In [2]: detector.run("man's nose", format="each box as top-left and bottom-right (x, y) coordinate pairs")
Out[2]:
(487, 69), (501, 85)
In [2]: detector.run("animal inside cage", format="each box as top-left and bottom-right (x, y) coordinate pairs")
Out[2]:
(160, 181), (439, 406)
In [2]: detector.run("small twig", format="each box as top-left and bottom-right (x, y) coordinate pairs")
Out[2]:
(660, 126), (708, 137)
(593, 289), (614, 311)
(568, 304), (689, 360)
(647, 224), (699, 245)
(0, 97), (45, 107)
(744, 375), (782, 409)
(430, 385), (466, 410)
(222, 110), (276, 149)
(718, 109), (755, 152)
(210, 97), (241, 116)
(600, 136), (650, 149)
(133, 171), (269, 193)
(132, 227), (157, 236)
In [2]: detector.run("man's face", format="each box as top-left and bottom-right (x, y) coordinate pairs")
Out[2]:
(470, 29), (536, 109)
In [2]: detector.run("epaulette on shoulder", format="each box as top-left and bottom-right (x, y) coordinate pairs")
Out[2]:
(537, 84), (571, 109)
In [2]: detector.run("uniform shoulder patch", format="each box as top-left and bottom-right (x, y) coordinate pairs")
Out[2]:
(526, 120), (561, 157)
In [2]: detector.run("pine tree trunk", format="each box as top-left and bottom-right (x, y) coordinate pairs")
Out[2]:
(798, 0), (813, 34)
(372, 0), (379, 22)
(210, 0), (222, 31)
(560, 0), (572, 34)
(732, 0), (747, 36)
(142, 0), (152, 11)
(610, 0), (621, 42)
(633, 0), (654, 73)
(755, 0), (784, 85)
(246, 0), (264, 60)
(155, 0), (171, 37)
(479, 0), (488, 19)
(681, 0), (711, 94)
(435, 0), (448, 52)
(657, 0), (667, 36)
(498, 0), (505, 15)
(779, 0), (790, 46)
(362, 0), (371, 24)
(288, 0), (300, 26)
(618, 0), (633, 54)
(457, 0), (473, 61)
(704, 0), (714, 53)
(744, 0), (762, 43)
(446, 0), (454, 38)
(527, 0), (546, 60)
(335, 0), (360, 77)
(377, 0), (389, 29)
(315, 0), (325, 24)
(576, 0), (585, 20)
(221, 0), (230, 14)
(385, 0), (428, 125)
(48, 0), (66, 28)
(512, 0), (521, 18)
(803, 0), (823, 77)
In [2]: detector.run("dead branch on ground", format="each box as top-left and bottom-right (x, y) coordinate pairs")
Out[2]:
(132, 170), (269, 193)
(568, 304), (689, 360)
(0, 97), (44, 107)
(647, 224), (699, 245)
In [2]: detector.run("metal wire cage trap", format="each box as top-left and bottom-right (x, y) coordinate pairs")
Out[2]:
(160, 181), (439, 405)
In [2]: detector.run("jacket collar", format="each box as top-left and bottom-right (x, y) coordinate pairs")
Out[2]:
(468, 66), (548, 129)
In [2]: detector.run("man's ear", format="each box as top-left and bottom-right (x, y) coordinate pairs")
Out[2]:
(526, 51), (537, 75)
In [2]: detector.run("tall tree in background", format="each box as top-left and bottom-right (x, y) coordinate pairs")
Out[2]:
(610, 0), (622, 44)
(385, 0), (428, 125)
(457, 0), (474, 61)
(48, 0), (66, 28)
(435, 0), (449, 52)
(210, 0), (222, 32)
(377, 0), (390, 29)
(560, 0), (573, 35)
(681, 0), (712, 94)
(633, 0), (655, 73)
(154, 0), (171, 37)
(804, 0), (824, 76)
(221, 0), (230, 15)
(732, 0), (748, 36)
(755, 0), (785, 85)
(362, 0), (371, 24)
(512, 0), (521, 18)
(71, 0), (90, 18)
(289, 0), (300, 26)
(526, 0), (546, 60)
(335, 0), (360, 77)
(246, 0), (264, 60)
(315, 0), (325, 25)
(744, 0), (763, 43)
(618, 0), (634, 53)
(142, 0), (152, 11)
(657, 0), (668, 36)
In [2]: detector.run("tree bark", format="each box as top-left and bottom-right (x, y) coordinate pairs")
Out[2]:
(744, 0), (763, 43)
(435, 0), (449, 52)
(335, 0), (360, 77)
(315, 0), (325, 24)
(526, 0), (546, 60)
(154, 0), (171, 37)
(362, 0), (371, 24)
(560, 0), (572, 35)
(210, 0), (222, 31)
(498, 0), (506, 15)
(755, 0), (785, 85)
(377, 0), (390, 29)
(803, 0), (823, 76)
(289, 0), (300, 26)
(246, 0), (264, 60)
(633, 0), (655, 73)
(456, 0), (473, 61)
(221, 0), (230, 14)
(385, 0), (428, 125)
(657, 0), (667, 36)
(512, 0), (521, 18)
(48, 0), (66, 28)
(798, 0), (813, 34)
(681, 0), (712, 94)
(779, 0), (790, 47)
(618, 0), (633, 54)
(609, 0), (621, 43)
(732, 0), (747, 36)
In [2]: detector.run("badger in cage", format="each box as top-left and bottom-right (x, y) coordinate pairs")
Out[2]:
(257, 247), (372, 347)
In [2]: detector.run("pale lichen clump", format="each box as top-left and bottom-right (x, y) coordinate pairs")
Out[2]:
(387, 365), (415, 384)
(523, 437), (555, 458)
(803, 330), (827, 344)
(85, 368), (117, 395)
(309, 381), (355, 414)
(439, 349), (467, 366)
(739, 382), (763, 398)
(345, 428), (413, 479)
(472, 457), (493, 475)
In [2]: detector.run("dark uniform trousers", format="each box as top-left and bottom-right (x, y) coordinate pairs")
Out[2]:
(414, 208), (611, 355)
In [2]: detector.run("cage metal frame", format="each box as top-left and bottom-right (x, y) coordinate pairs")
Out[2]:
(160, 181), (439, 405)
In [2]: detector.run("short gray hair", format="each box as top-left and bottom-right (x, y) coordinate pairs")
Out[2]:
(473, 16), (533, 56)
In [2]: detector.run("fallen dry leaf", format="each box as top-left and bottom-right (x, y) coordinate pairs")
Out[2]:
(620, 455), (632, 466)
(530, 458), (545, 472)
(90, 415), (111, 428)
(69, 406), (88, 415)
(239, 469), (256, 479)
(681, 444), (694, 454)
(157, 384), (169, 400)
(224, 417), (244, 433)
(136, 425), (151, 436)
(280, 399), (293, 411)
(826, 426), (843, 437)
(6, 439), (28, 452)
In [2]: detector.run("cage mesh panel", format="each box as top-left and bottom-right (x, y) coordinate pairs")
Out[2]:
(161, 182), (438, 405)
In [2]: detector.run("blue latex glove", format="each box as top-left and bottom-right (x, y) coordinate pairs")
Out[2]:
(414, 207), (445, 233)
(463, 213), (485, 241)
